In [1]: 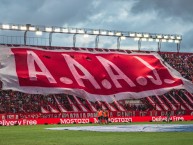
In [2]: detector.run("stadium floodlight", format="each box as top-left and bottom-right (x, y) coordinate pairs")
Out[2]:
(77, 29), (85, 34)
(176, 35), (182, 40)
(155, 39), (160, 42)
(163, 35), (169, 39)
(108, 31), (114, 36)
(29, 26), (36, 31)
(148, 38), (153, 42)
(141, 38), (147, 41)
(129, 33), (136, 37)
(175, 40), (180, 43)
(143, 34), (149, 38)
(162, 39), (167, 42)
(11, 25), (19, 30)
(45, 27), (52, 32)
(36, 30), (42, 36)
(134, 37), (140, 41)
(136, 33), (142, 37)
(93, 30), (100, 35)
(20, 25), (27, 31)
(170, 35), (175, 39)
(156, 34), (162, 39)
(100, 31), (107, 35)
(83, 34), (89, 38)
(62, 28), (68, 33)
(2, 24), (10, 29)
(168, 39), (174, 43)
(70, 29), (76, 33)
(115, 32), (122, 36)
(54, 28), (61, 33)
(120, 36), (126, 40)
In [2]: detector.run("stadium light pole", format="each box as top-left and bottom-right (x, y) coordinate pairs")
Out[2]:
(117, 36), (126, 49)
(95, 35), (99, 48)
(177, 43), (180, 52)
(73, 34), (76, 47)
(24, 30), (27, 45)
(117, 36), (121, 49)
(134, 37), (141, 51)
(175, 37), (181, 52)
(44, 27), (53, 47)
(158, 40), (161, 52)
(138, 39), (141, 51)
(24, 24), (31, 45)
(49, 32), (52, 47)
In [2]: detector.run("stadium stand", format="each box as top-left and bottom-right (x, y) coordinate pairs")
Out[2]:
(0, 44), (193, 120)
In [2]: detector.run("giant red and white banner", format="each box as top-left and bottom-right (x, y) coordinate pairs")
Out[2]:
(0, 47), (193, 101)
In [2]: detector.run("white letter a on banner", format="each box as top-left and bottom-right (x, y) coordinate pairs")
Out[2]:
(97, 56), (136, 88)
(62, 54), (101, 89)
(27, 51), (57, 83)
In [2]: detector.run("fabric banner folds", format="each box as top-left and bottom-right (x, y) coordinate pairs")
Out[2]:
(0, 46), (193, 102)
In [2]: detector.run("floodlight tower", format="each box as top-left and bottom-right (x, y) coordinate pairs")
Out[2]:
(0, 23), (182, 52)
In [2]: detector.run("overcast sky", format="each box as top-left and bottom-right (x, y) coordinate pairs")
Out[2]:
(0, 0), (193, 52)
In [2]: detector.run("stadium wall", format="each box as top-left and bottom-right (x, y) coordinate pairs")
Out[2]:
(0, 115), (193, 126)
(1, 112), (193, 126)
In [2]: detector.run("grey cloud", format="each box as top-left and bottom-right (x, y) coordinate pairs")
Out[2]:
(0, 0), (46, 23)
(0, 0), (94, 26)
(0, 0), (193, 52)
(130, 0), (193, 51)
(181, 28), (193, 51)
(33, 0), (94, 26)
(131, 0), (193, 22)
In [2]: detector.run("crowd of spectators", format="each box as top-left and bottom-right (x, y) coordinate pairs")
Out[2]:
(160, 52), (193, 82)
